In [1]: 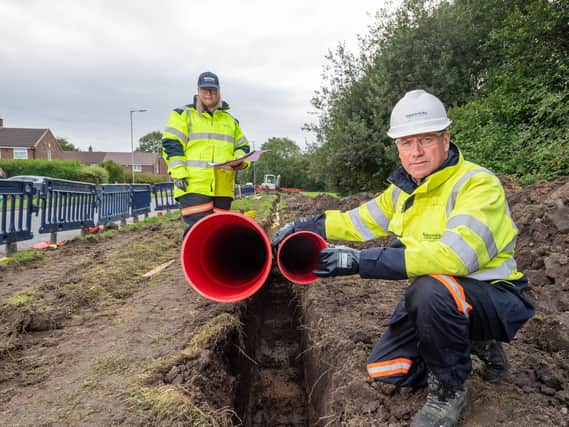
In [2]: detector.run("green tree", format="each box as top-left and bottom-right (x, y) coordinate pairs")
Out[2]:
(56, 137), (79, 151)
(236, 137), (322, 190)
(308, 0), (568, 191)
(99, 160), (127, 183)
(136, 131), (163, 153)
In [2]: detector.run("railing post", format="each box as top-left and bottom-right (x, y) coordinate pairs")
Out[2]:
(6, 241), (17, 257)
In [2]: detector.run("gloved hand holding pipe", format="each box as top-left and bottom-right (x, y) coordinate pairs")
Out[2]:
(271, 215), (328, 284)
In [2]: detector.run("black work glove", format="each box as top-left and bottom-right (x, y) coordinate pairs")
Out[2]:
(271, 214), (326, 256)
(173, 178), (188, 191)
(313, 246), (360, 278)
(271, 221), (296, 255)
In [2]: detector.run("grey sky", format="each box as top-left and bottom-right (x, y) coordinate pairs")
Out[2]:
(0, 0), (388, 152)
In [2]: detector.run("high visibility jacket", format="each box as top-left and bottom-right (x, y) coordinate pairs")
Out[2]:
(161, 99), (250, 198)
(324, 144), (523, 282)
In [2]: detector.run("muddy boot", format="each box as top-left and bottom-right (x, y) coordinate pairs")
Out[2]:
(411, 372), (468, 427)
(471, 340), (508, 383)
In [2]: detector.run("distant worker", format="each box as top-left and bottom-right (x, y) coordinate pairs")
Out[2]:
(162, 71), (250, 234)
(272, 90), (535, 427)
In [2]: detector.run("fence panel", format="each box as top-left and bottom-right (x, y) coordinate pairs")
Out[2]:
(97, 184), (131, 225)
(152, 183), (178, 211)
(0, 180), (36, 244)
(131, 184), (152, 217)
(241, 184), (255, 197)
(234, 185), (242, 199)
(38, 178), (97, 233)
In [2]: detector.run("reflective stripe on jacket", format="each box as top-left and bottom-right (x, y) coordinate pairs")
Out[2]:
(324, 144), (523, 282)
(161, 100), (250, 198)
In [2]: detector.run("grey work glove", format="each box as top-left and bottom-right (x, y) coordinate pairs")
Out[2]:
(313, 246), (360, 278)
(173, 178), (188, 192)
(271, 221), (296, 255)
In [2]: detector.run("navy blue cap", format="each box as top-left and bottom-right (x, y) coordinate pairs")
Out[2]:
(197, 71), (220, 89)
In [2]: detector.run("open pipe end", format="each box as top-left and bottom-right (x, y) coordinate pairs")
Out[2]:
(277, 231), (327, 284)
(181, 212), (272, 303)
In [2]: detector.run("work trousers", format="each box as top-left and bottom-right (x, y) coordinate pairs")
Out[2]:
(177, 193), (232, 236)
(367, 275), (534, 387)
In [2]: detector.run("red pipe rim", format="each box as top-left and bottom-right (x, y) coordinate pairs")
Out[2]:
(180, 211), (272, 302)
(277, 231), (327, 284)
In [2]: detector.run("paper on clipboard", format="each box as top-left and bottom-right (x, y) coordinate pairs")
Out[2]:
(208, 150), (270, 167)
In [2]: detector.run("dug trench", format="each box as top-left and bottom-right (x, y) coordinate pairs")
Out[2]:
(233, 273), (309, 426)
(152, 193), (326, 426)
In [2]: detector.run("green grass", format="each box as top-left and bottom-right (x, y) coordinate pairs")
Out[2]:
(6, 288), (38, 306)
(231, 194), (277, 216)
(301, 191), (340, 198)
(95, 354), (140, 374)
(126, 385), (235, 426)
(0, 250), (45, 269)
(81, 211), (180, 240)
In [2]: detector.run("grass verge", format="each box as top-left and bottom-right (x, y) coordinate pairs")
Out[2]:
(0, 250), (45, 270)
(126, 385), (235, 426)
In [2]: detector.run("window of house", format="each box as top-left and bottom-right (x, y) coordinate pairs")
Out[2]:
(133, 164), (142, 172)
(48, 150), (52, 161)
(13, 148), (28, 160)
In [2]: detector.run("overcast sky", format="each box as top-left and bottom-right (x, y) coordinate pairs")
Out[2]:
(0, 0), (392, 153)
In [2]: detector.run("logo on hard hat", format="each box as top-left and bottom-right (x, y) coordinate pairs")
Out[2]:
(405, 111), (428, 119)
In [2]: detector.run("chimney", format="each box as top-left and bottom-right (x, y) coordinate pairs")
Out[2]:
(0, 117), (3, 127)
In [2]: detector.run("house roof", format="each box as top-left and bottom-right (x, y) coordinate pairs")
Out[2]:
(62, 151), (160, 166)
(104, 152), (160, 166)
(61, 151), (107, 163)
(0, 128), (49, 148)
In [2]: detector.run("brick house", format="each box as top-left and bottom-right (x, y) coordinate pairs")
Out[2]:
(61, 151), (167, 176)
(0, 120), (63, 161)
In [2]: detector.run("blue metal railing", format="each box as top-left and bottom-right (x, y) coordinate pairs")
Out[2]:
(1, 178), (258, 251)
(0, 180), (36, 244)
(131, 184), (152, 217)
(98, 184), (131, 224)
(38, 178), (97, 233)
(152, 182), (177, 211)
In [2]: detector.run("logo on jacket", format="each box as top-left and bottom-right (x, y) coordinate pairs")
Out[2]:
(422, 232), (441, 240)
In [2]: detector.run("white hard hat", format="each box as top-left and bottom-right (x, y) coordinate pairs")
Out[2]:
(387, 89), (452, 139)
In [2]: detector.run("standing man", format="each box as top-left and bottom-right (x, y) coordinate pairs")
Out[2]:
(162, 71), (250, 234)
(272, 90), (534, 427)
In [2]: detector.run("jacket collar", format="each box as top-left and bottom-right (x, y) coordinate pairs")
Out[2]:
(388, 142), (461, 194)
(188, 95), (230, 113)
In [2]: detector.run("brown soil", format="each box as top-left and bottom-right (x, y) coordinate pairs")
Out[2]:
(0, 178), (567, 426)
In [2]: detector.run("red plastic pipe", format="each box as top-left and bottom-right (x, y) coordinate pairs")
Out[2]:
(277, 231), (328, 284)
(180, 211), (272, 303)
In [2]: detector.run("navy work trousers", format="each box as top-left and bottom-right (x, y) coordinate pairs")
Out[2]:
(367, 275), (534, 387)
(177, 193), (232, 236)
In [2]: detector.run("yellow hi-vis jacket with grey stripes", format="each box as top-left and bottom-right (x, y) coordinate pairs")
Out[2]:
(324, 144), (523, 282)
(161, 99), (250, 198)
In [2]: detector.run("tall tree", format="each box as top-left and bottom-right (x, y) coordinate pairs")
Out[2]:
(237, 137), (321, 189)
(308, 0), (568, 190)
(136, 131), (163, 153)
(56, 137), (79, 151)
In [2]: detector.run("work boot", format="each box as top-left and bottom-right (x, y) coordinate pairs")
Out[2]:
(411, 372), (468, 427)
(471, 340), (508, 383)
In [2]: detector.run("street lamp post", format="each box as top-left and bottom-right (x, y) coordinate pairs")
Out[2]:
(130, 109), (147, 184)
(252, 141), (256, 185)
